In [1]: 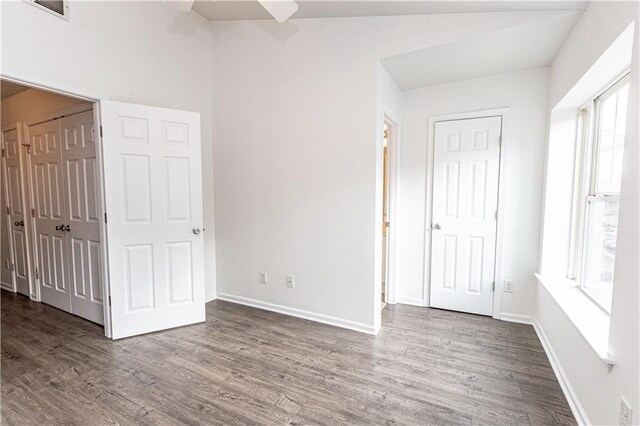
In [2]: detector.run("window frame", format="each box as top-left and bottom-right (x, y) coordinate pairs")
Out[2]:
(568, 71), (630, 313)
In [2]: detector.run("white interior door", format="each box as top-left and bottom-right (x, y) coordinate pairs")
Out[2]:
(2, 128), (29, 296)
(60, 111), (104, 324)
(29, 120), (71, 311)
(429, 116), (501, 316)
(101, 101), (205, 339)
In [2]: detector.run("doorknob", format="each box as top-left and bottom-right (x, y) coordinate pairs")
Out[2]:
(55, 225), (63, 231)
(63, 225), (71, 232)
(14, 221), (24, 227)
(192, 227), (201, 235)
(432, 223), (441, 230)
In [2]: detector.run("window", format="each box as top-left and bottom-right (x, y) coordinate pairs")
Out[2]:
(570, 73), (630, 312)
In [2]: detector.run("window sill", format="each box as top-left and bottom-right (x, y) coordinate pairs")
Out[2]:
(535, 273), (614, 366)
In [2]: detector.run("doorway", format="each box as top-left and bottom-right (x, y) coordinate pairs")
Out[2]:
(1, 75), (208, 339)
(1, 82), (103, 324)
(428, 114), (503, 316)
(381, 119), (395, 311)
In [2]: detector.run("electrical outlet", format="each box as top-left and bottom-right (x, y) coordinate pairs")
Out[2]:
(259, 271), (268, 285)
(620, 397), (632, 426)
(286, 274), (295, 288)
(504, 280), (515, 293)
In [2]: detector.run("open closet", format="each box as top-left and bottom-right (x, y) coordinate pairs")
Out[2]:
(2, 87), (103, 324)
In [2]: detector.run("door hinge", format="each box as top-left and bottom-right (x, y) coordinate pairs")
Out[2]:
(100, 126), (103, 138)
(104, 212), (107, 223)
(31, 208), (35, 218)
(498, 134), (503, 147)
(494, 210), (498, 220)
(35, 267), (39, 280)
(492, 281), (496, 291)
(108, 295), (111, 306)
(1, 148), (4, 158)
(5, 206), (9, 215)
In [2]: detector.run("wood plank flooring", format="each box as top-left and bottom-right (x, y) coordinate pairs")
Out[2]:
(1, 290), (575, 425)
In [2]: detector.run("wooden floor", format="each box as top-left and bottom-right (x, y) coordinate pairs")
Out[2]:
(1, 290), (575, 425)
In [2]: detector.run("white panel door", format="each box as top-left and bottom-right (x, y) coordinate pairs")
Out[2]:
(430, 116), (501, 316)
(29, 120), (71, 311)
(60, 111), (104, 324)
(101, 101), (205, 339)
(2, 129), (29, 296)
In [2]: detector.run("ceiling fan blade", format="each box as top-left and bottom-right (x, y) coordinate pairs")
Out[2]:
(162, 0), (196, 13)
(257, 0), (299, 23)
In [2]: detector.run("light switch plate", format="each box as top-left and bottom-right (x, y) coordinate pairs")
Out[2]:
(286, 274), (295, 288)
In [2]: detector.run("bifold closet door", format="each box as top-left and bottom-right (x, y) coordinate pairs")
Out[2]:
(60, 111), (104, 325)
(2, 128), (30, 296)
(29, 110), (103, 324)
(30, 119), (71, 312)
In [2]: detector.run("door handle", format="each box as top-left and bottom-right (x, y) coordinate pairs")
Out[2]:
(192, 227), (201, 235)
(63, 225), (71, 232)
(55, 225), (63, 231)
(14, 221), (24, 227)
(432, 223), (441, 230)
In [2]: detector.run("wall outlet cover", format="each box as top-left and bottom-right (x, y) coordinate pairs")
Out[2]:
(620, 397), (632, 426)
(504, 280), (515, 293)
(286, 274), (295, 288)
(259, 271), (268, 285)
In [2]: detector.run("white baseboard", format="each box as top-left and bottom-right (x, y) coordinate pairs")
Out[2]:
(396, 296), (424, 307)
(205, 292), (217, 303)
(0, 281), (14, 292)
(216, 293), (377, 335)
(500, 313), (534, 325)
(533, 319), (590, 426)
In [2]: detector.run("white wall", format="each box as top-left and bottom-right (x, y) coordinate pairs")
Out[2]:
(398, 68), (549, 316)
(537, 2), (640, 424)
(0, 1), (217, 298)
(210, 11), (564, 331)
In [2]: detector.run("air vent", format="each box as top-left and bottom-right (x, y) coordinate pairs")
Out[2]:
(26, 0), (68, 20)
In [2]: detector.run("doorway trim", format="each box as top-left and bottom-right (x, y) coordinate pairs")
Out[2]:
(383, 109), (401, 307)
(1, 71), (112, 337)
(422, 107), (510, 320)
(374, 103), (401, 332)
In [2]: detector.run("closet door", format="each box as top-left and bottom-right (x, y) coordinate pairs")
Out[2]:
(29, 120), (70, 312)
(60, 111), (104, 324)
(2, 128), (30, 296)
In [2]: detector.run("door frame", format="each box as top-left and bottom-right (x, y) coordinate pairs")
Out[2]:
(383, 111), (400, 306)
(422, 107), (509, 320)
(1, 72), (112, 337)
(374, 104), (401, 331)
